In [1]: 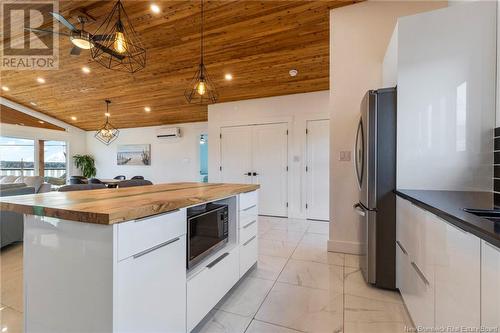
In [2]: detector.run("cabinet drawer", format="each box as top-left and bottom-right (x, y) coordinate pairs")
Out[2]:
(187, 247), (239, 331)
(397, 244), (434, 328)
(240, 218), (257, 245)
(240, 205), (258, 226)
(117, 209), (186, 261)
(115, 235), (186, 333)
(239, 191), (258, 211)
(240, 235), (258, 277)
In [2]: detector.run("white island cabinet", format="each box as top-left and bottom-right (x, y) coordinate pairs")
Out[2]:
(396, 197), (481, 329)
(16, 184), (259, 333)
(481, 240), (500, 328)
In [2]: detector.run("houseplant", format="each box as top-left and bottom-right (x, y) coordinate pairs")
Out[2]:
(73, 154), (97, 178)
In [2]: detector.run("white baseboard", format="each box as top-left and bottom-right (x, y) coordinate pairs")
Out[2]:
(327, 239), (362, 255)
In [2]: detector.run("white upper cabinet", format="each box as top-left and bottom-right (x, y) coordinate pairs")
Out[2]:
(481, 240), (500, 328)
(397, 1), (496, 191)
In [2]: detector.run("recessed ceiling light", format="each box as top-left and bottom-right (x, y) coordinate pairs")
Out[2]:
(289, 69), (298, 77)
(150, 4), (160, 13)
(37, 77), (46, 84)
(30, 101), (37, 106)
(224, 73), (233, 81)
(1, 86), (9, 91)
(38, 120), (45, 124)
(104, 112), (111, 117)
(71, 116), (77, 121)
(144, 106), (151, 112)
(82, 66), (91, 74)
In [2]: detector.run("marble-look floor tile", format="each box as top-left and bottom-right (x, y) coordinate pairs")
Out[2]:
(1, 243), (23, 312)
(278, 259), (343, 292)
(344, 254), (361, 268)
(249, 255), (288, 281)
(269, 218), (310, 233)
(256, 282), (343, 333)
(246, 320), (303, 333)
(215, 277), (274, 317)
(344, 294), (409, 324)
(344, 321), (411, 333)
(259, 229), (304, 244)
(306, 221), (330, 235)
(292, 233), (344, 266)
(258, 239), (297, 258)
(192, 309), (251, 333)
(0, 305), (23, 333)
(344, 267), (402, 304)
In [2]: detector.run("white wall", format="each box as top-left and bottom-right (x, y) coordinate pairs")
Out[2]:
(329, 1), (447, 254)
(85, 122), (207, 183)
(382, 24), (398, 88)
(397, 1), (496, 191)
(0, 98), (87, 177)
(208, 91), (330, 219)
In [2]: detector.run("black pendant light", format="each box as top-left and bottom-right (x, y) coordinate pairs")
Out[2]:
(95, 100), (119, 145)
(184, 0), (218, 104)
(90, 0), (146, 73)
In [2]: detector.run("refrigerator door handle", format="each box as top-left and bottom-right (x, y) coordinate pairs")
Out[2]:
(353, 203), (366, 217)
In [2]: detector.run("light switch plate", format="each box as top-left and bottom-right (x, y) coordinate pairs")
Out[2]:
(339, 151), (351, 162)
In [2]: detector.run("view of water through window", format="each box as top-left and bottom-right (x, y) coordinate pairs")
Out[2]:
(0, 136), (35, 177)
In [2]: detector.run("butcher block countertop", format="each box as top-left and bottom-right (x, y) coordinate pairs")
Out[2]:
(0, 182), (259, 225)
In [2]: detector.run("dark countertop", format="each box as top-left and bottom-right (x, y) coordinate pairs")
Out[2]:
(395, 189), (500, 248)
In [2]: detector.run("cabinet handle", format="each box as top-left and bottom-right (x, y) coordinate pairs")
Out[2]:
(207, 252), (230, 269)
(411, 261), (430, 286)
(243, 235), (257, 246)
(133, 237), (180, 259)
(243, 219), (257, 229)
(242, 204), (257, 212)
(396, 240), (408, 255)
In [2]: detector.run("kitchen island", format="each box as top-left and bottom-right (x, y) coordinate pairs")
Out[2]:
(0, 182), (259, 333)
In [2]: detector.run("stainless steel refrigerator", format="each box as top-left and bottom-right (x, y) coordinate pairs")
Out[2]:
(353, 87), (397, 290)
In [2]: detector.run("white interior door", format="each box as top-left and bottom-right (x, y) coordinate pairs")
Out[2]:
(220, 126), (253, 184)
(252, 123), (288, 217)
(306, 119), (330, 221)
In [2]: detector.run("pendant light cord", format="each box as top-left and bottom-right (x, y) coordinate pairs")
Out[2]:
(200, 0), (204, 66)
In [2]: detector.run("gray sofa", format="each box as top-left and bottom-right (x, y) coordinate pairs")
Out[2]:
(0, 183), (36, 248)
(0, 175), (51, 193)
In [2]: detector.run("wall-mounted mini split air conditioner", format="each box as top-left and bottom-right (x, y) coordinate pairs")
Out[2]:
(156, 127), (181, 139)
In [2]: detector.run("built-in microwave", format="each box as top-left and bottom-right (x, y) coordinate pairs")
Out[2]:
(187, 203), (229, 269)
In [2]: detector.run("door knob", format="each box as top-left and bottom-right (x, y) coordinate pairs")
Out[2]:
(252, 172), (258, 176)
(244, 172), (251, 176)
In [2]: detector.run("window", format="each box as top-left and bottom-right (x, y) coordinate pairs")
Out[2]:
(0, 136), (35, 177)
(43, 140), (67, 185)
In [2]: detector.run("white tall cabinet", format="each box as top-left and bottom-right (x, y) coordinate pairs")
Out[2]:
(481, 240), (500, 328)
(221, 123), (288, 217)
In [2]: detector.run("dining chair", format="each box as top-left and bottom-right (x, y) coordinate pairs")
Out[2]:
(117, 180), (152, 188)
(131, 176), (144, 180)
(114, 175), (126, 180)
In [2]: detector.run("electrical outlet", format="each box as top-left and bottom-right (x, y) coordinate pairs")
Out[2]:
(339, 151), (351, 162)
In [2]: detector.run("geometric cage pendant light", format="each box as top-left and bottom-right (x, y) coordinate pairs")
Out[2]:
(184, 0), (218, 104)
(90, 0), (146, 73)
(95, 100), (119, 145)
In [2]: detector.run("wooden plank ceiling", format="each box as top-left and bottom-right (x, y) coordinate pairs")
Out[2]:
(0, 0), (359, 131)
(0, 105), (65, 131)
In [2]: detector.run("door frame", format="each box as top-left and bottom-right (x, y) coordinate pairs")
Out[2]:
(305, 119), (330, 221)
(219, 122), (289, 218)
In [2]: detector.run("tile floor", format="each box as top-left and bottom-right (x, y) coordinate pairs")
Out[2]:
(0, 216), (413, 333)
(193, 216), (413, 333)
